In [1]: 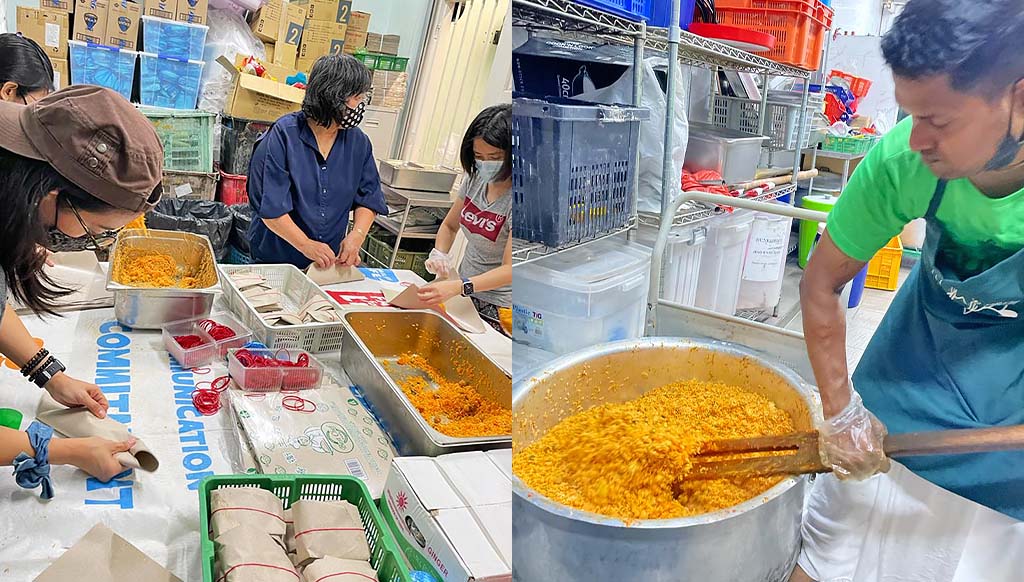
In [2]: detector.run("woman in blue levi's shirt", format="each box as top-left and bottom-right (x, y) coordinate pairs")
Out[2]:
(247, 54), (388, 269)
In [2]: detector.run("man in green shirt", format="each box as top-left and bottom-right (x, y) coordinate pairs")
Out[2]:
(794, 0), (1024, 580)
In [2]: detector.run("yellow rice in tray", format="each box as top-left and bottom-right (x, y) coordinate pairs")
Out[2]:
(513, 379), (795, 521)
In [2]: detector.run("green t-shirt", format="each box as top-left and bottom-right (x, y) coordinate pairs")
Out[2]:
(827, 117), (1024, 278)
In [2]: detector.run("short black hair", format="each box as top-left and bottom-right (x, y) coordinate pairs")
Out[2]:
(302, 54), (372, 127)
(0, 33), (54, 97)
(460, 104), (511, 181)
(882, 0), (1024, 96)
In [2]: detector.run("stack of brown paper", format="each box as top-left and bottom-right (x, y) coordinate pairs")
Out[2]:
(305, 264), (366, 286)
(34, 524), (182, 582)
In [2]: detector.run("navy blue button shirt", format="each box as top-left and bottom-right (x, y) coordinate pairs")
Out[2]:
(247, 111), (389, 267)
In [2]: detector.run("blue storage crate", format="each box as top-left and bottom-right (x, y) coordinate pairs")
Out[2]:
(68, 41), (137, 101)
(139, 53), (204, 109)
(649, 0), (696, 29)
(574, 0), (696, 28)
(512, 96), (649, 247)
(142, 15), (208, 61)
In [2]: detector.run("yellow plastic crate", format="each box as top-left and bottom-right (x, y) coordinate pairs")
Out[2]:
(865, 236), (903, 291)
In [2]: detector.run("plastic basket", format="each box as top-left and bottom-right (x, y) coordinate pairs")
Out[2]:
(821, 134), (879, 156)
(574, 0), (696, 27)
(141, 107), (215, 173)
(142, 15), (208, 61)
(513, 96), (648, 247)
(198, 474), (412, 582)
(217, 170), (249, 205)
(711, 91), (825, 151)
(866, 236), (902, 291)
(68, 41), (137, 100)
(362, 228), (430, 279)
(163, 312), (252, 367)
(139, 53), (204, 109)
(219, 264), (348, 353)
(221, 116), (273, 175)
(715, 0), (834, 70)
(356, 52), (381, 69)
(226, 245), (254, 265)
(226, 347), (324, 391)
(161, 170), (218, 201)
(829, 69), (872, 99)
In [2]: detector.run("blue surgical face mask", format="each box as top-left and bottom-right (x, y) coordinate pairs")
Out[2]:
(475, 159), (504, 183)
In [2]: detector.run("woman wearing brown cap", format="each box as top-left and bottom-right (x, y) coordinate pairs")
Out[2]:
(0, 85), (164, 495)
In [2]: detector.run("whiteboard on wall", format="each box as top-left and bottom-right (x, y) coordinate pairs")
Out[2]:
(827, 35), (900, 133)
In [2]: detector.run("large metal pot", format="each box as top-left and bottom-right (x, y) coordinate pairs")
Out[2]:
(513, 337), (822, 582)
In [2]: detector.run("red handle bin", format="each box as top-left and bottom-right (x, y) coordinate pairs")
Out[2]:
(227, 348), (324, 392)
(715, 0), (834, 71)
(217, 169), (248, 206)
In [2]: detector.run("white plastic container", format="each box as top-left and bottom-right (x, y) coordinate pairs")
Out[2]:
(634, 223), (705, 307)
(513, 238), (652, 355)
(737, 207), (794, 311)
(695, 211), (755, 315)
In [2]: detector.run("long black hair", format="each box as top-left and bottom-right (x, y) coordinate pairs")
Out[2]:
(302, 54), (372, 127)
(460, 104), (512, 181)
(0, 34), (54, 98)
(0, 147), (118, 315)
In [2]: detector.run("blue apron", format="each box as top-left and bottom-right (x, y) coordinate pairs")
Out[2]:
(854, 180), (1024, 520)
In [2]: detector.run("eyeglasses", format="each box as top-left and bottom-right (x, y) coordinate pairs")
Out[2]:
(65, 198), (119, 251)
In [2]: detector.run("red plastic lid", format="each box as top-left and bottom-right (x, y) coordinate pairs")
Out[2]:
(689, 23), (776, 53)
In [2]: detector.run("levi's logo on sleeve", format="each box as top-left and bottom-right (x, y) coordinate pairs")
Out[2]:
(460, 197), (507, 242)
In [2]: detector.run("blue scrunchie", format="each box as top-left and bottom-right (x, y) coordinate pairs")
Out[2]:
(12, 421), (54, 500)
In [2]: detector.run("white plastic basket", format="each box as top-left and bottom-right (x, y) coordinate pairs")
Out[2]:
(218, 264), (346, 353)
(712, 92), (825, 151)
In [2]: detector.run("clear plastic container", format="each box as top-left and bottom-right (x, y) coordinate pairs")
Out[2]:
(139, 53), (204, 109)
(163, 321), (217, 369)
(695, 211), (755, 315)
(513, 238), (652, 355)
(634, 223), (706, 307)
(69, 41), (137, 100)
(227, 348), (323, 392)
(142, 16), (209, 61)
(737, 207), (794, 311)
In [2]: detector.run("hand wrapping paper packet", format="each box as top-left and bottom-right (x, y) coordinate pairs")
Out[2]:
(215, 525), (299, 582)
(292, 500), (371, 565)
(302, 556), (378, 582)
(210, 487), (288, 540)
(227, 385), (395, 497)
(36, 393), (159, 471)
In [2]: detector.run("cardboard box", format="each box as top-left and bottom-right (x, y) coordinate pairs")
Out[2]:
(175, 0), (207, 24)
(218, 55), (305, 123)
(296, 19), (345, 73)
(106, 0), (141, 50)
(50, 58), (69, 91)
(275, 3), (305, 67)
(365, 32), (400, 56)
(17, 7), (69, 59)
(347, 9), (369, 32)
(343, 27), (366, 55)
(380, 453), (511, 582)
(297, 0), (351, 23)
(373, 69), (408, 107)
(264, 41), (275, 62)
(250, 0), (283, 42)
(144, 0), (174, 19)
(73, 0), (109, 45)
(40, 0), (74, 14)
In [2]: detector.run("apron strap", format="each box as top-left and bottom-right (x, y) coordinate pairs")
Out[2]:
(925, 180), (949, 219)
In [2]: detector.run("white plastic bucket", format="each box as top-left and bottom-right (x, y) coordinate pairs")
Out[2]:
(737, 207), (794, 311)
(634, 223), (706, 307)
(695, 210), (755, 315)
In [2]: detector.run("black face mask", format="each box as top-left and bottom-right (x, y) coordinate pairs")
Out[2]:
(984, 85), (1024, 171)
(45, 227), (93, 252)
(337, 101), (366, 130)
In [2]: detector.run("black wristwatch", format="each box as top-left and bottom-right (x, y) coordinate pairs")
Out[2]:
(461, 277), (475, 297)
(31, 357), (66, 389)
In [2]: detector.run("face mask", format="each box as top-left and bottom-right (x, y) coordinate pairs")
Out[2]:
(337, 101), (366, 130)
(984, 86), (1024, 171)
(475, 159), (505, 183)
(45, 227), (92, 252)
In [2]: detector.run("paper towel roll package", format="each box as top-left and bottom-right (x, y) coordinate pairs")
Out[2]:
(36, 393), (159, 472)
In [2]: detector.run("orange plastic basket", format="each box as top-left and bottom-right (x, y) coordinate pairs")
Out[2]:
(866, 237), (903, 291)
(830, 69), (872, 99)
(715, 0), (834, 71)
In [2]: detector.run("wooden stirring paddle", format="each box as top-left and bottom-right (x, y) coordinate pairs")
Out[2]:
(688, 425), (1024, 479)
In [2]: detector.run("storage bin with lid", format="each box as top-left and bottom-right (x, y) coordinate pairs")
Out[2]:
(634, 222), (705, 307)
(142, 16), (208, 61)
(68, 41), (137, 100)
(694, 211), (755, 315)
(684, 121), (768, 184)
(512, 238), (652, 355)
(139, 52), (204, 109)
(737, 206), (794, 311)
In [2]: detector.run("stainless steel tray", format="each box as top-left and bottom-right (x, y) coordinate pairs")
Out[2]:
(684, 121), (768, 185)
(340, 310), (511, 456)
(378, 159), (458, 193)
(105, 229), (221, 328)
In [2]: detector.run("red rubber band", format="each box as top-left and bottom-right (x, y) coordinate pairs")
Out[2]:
(194, 381), (212, 391)
(211, 376), (231, 393)
(192, 389), (221, 415)
(282, 395), (316, 413)
(191, 366), (212, 376)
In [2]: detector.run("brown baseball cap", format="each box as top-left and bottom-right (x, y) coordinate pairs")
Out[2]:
(0, 85), (164, 213)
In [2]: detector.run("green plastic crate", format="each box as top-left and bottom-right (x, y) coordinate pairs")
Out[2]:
(392, 57), (409, 72)
(362, 228), (430, 279)
(376, 55), (396, 70)
(142, 107), (215, 173)
(821, 133), (879, 156)
(357, 52), (381, 69)
(198, 474), (412, 582)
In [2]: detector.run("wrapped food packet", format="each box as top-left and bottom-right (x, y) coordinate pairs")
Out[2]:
(211, 487), (287, 539)
(284, 507), (297, 555)
(215, 525), (298, 582)
(302, 556), (377, 582)
(292, 500), (371, 565)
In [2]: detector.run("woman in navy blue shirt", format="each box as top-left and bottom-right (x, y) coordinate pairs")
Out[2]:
(247, 54), (388, 268)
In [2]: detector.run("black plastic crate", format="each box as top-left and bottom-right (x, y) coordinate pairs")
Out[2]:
(220, 116), (273, 175)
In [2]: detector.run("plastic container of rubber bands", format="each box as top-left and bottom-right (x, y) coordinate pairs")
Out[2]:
(163, 314), (253, 368)
(226, 347), (324, 392)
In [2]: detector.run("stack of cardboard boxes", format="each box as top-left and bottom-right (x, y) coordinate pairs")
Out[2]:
(251, 0), (306, 70)
(364, 32), (400, 56)
(16, 6), (69, 89)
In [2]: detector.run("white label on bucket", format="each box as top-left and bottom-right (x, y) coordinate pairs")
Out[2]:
(45, 23), (60, 48)
(743, 218), (790, 282)
(174, 184), (193, 198)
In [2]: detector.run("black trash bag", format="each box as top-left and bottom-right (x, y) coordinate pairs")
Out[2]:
(228, 204), (253, 254)
(146, 199), (234, 262)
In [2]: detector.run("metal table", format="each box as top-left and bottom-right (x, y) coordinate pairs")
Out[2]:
(803, 147), (868, 194)
(368, 183), (454, 269)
